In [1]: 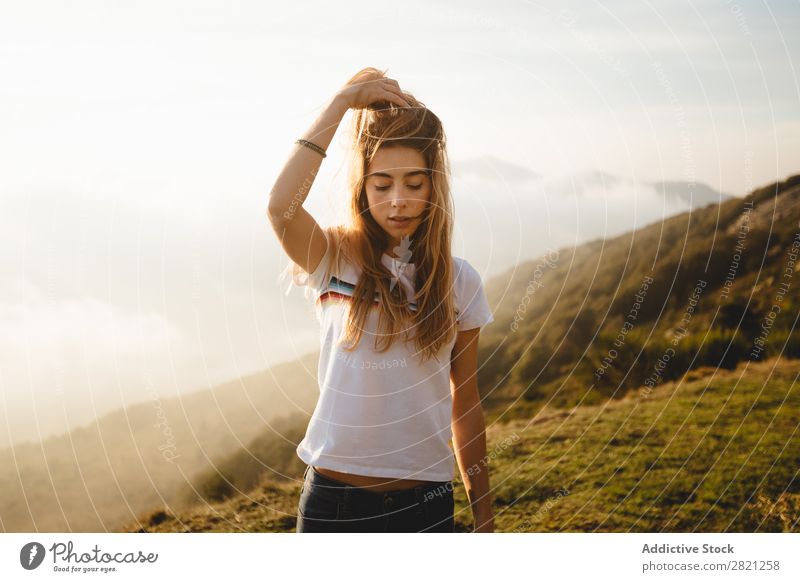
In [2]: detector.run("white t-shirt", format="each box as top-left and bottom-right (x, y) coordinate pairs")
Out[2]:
(282, 227), (494, 481)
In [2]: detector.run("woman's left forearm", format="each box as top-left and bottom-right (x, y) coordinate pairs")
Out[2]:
(452, 396), (494, 532)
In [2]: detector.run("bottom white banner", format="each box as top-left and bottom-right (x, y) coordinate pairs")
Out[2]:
(1, 533), (797, 581)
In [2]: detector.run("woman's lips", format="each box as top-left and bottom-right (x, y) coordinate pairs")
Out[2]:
(389, 217), (411, 226)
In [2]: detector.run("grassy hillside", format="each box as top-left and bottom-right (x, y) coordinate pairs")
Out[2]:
(121, 174), (800, 533)
(175, 411), (309, 507)
(0, 352), (320, 532)
(478, 174), (800, 412)
(9, 174), (798, 533)
(125, 356), (799, 532)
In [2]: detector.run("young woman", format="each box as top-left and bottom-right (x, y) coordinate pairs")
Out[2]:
(268, 67), (495, 533)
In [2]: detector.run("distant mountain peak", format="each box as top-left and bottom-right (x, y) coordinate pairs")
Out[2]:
(452, 156), (540, 182)
(649, 179), (736, 207)
(542, 171), (732, 208)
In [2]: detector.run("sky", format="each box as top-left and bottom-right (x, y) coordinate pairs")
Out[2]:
(1, 0), (798, 448)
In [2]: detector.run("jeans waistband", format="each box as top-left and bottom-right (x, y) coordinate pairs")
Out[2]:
(306, 465), (453, 502)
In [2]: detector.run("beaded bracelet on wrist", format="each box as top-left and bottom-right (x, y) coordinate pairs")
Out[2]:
(295, 138), (327, 158)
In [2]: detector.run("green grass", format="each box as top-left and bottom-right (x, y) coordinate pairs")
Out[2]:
(482, 357), (800, 532)
(126, 356), (800, 532)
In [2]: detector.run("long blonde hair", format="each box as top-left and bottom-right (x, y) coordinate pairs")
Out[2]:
(332, 67), (456, 363)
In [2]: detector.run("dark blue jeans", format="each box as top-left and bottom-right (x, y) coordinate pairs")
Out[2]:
(296, 465), (455, 533)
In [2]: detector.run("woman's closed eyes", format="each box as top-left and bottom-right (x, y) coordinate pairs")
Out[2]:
(374, 183), (423, 191)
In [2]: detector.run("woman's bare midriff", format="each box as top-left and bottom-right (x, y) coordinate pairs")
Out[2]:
(313, 466), (429, 492)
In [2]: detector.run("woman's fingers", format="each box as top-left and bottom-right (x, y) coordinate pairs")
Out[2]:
(382, 79), (405, 97)
(379, 80), (411, 107)
(380, 89), (410, 108)
(344, 73), (410, 108)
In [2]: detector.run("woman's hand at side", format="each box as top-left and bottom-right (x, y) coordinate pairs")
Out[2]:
(473, 508), (495, 533)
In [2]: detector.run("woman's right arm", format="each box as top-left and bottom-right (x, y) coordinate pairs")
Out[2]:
(267, 93), (350, 275)
(267, 70), (410, 275)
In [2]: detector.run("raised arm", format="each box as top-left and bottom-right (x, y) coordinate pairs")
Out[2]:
(267, 68), (410, 275)
(266, 94), (347, 275)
